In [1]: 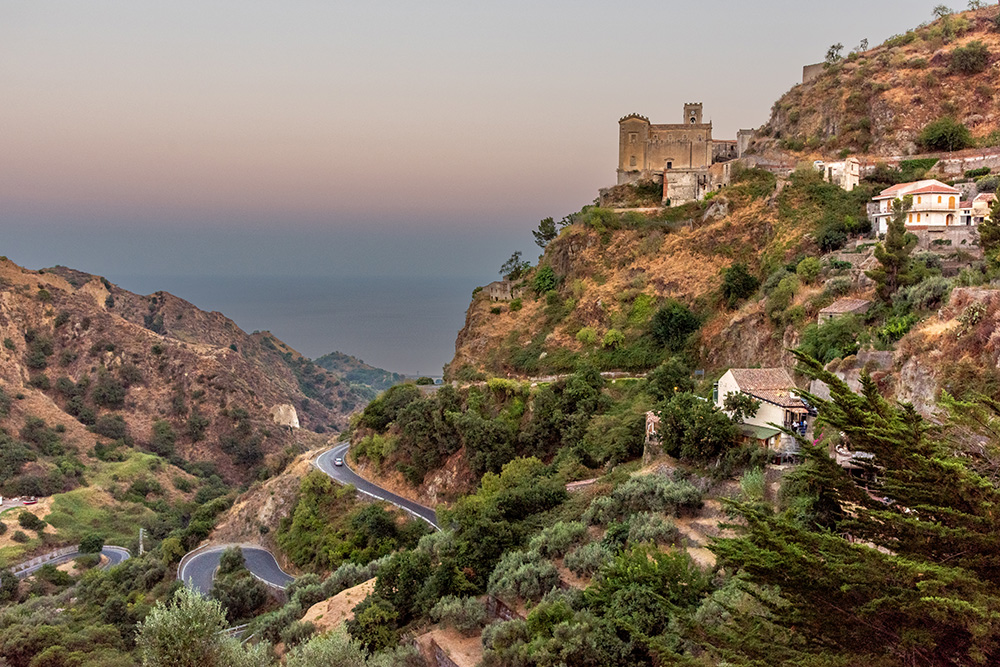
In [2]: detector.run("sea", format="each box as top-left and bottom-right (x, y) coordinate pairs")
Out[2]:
(110, 274), (491, 378)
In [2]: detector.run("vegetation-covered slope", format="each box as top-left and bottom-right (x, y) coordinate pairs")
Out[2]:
(755, 5), (1000, 156)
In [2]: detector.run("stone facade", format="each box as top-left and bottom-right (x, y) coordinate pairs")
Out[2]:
(815, 158), (860, 191)
(617, 104), (741, 205)
(485, 280), (522, 302)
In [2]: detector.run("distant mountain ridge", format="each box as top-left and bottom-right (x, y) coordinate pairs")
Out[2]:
(314, 351), (404, 400)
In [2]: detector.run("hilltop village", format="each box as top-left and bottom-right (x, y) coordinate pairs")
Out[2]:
(4, 5), (1000, 667)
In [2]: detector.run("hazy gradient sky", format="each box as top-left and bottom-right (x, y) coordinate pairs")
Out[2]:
(3, 0), (944, 280)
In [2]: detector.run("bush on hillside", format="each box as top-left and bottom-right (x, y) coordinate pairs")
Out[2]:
(798, 315), (864, 364)
(487, 550), (561, 603)
(720, 263), (760, 309)
(977, 176), (998, 193)
(950, 40), (990, 74)
(430, 596), (487, 636)
(564, 541), (614, 577)
(796, 257), (822, 284)
(527, 521), (588, 558)
(919, 117), (973, 152)
(650, 301), (700, 351)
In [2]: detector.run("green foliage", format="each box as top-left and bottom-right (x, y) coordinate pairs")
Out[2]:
(795, 256), (822, 284)
(286, 627), (366, 667)
(655, 392), (739, 462)
(765, 275), (798, 323)
(527, 521), (587, 558)
(18, 511), (46, 532)
(950, 39), (990, 73)
(919, 116), (973, 151)
(277, 471), (426, 572)
(575, 326), (597, 345)
(720, 262), (759, 309)
(564, 541), (614, 577)
(868, 197), (918, 301)
(347, 595), (400, 654)
(136, 587), (272, 667)
(582, 473), (702, 524)
(92, 369), (126, 408)
(645, 357), (694, 401)
(149, 420), (176, 457)
(79, 533), (105, 554)
(186, 408), (210, 441)
(488, 549), (561, 602)
(91, 414), (130, 442)
(533, 217), (558, 248)
(722, 391), (762, 423)
(798, 314), (864, 363)
(500, 251), (531, 281)
(429, 596), (487, 636)
(211, 547), (271, 623)
(601, 328), (624, 349)
(532, 265), (558, 295)
(649, 301), (699, 351)
(966, 166), (992, 179)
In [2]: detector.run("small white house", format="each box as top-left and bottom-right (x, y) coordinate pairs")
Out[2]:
(715, 368), (809, 446)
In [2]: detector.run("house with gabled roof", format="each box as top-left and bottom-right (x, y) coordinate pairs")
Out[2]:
(715, 368), (809, 455)
(870, 179), (962, 235)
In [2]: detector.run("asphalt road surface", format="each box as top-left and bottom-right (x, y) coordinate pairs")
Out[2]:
(16, 546), (131, 578)
(179, 545), (295, 595)
(316, 443), (440, 529)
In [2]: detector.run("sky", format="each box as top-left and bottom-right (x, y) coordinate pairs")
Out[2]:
(2, 0), (949, 279)
(0, 1), (949, 372)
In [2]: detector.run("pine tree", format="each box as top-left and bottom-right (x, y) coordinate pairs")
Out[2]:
(867, 196), (918, 301)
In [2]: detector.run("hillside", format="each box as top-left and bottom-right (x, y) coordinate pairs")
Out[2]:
(447, 167), (874, 380)
(753, 5), (1000, 157)
(0, 257), (368, 484)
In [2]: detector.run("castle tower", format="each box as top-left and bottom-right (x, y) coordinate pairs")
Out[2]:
(683, 103), (703, 125)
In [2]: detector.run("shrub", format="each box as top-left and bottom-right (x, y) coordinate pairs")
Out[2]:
(488, 550), (561, 602)
(720, 263), (760, 308)
(966, 167), (991, 179)
(149, 420), (177, 457)
(650, 301), (700, 351)
(575, 327), (598, 345)
(583, 473), (702, 524)
(565, 542), (614, 577)
(894, 276), (951, 311)
(18, 511), (46, 532)
(765, 275), (799, 323)
(490, 306), (502, 315)
(823, 276), (853, 297)
(626, 512), (678, 545)
(533, 265), (558, 294)
(11, 531), (29, 543)
(950, 40), (990, 73)
(92, 371), (126, 408)
(602, 328), (625, 349)
(92, 414), (130, 441)
(430, 596), (487, 636)
(919, 117), (973, 152)
(798, 315), (864, 363)
(796, 257), (822, 284)
(509, 298), (523, 312)
(79, 533), (105, 554)
(528, 521), (588, 558)
(977, 176), (999, 193)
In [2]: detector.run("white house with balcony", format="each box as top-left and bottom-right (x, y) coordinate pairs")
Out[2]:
(870, 179), (962, 235)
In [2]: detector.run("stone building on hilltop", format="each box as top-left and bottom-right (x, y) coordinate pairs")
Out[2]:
(616, 104), (752, 206)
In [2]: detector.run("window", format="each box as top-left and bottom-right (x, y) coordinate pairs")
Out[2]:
(917, 213), (921, 222)
(628, 132), (637, 144)
(949, 196), (956, 208)
(938, 196), (942, 203)
(666, 161), (673, 169)
(908, 213), (913, 222)
(690, 117), (696, 124)
(629, 156), (636, 167)
(917, 196), (922, 204)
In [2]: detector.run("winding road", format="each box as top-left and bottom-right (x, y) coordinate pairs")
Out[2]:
(15, 545), (131, 579)
(178, 545), (295, 595)
(316, 443), (440, 529)
(178, 442), (440, 593)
